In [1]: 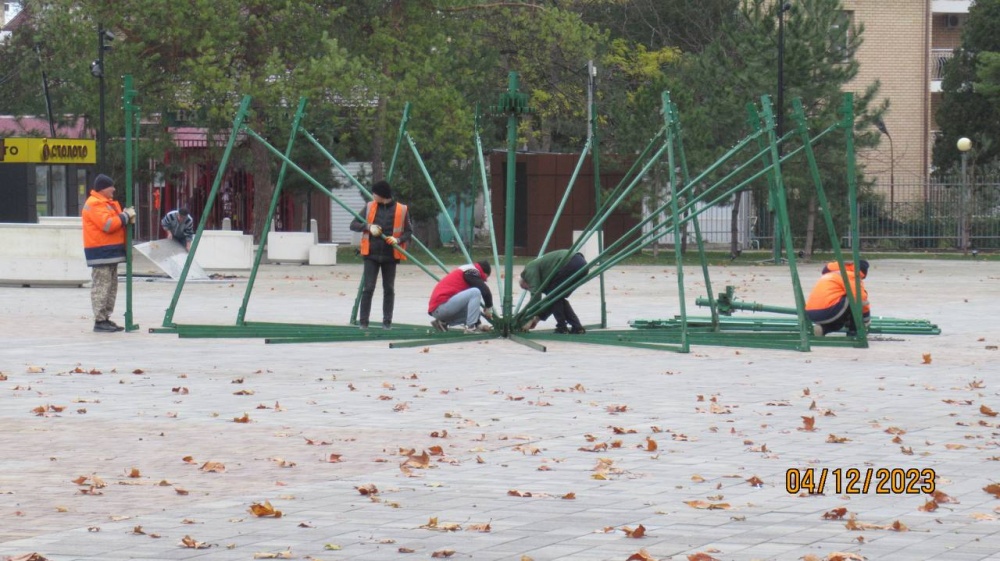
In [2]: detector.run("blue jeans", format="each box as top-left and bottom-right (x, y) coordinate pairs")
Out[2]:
(430, 288), (483, 327)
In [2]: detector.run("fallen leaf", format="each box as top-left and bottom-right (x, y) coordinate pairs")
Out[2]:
(799, 416), (816, 432)
(465, 522), (491, 532)
(180, 535), (211, 549)
(431, 550), (455, 558)
(827, 554), (865, 561)
(684, 500), (731, 510)
(980, 404), (998, 417)
(248, 500), (282, 518)
(922, 353), (932, 364)
(200, 461), (226, 473)
(687, 553), (721, 561)
(823, 507), (849, 520)
(356, 484), (379, 495)
(253, 550), (293, 559)
(623, 524), (646, 538)
(626, 550), (657, 561)
(984, 483), (1000, 498)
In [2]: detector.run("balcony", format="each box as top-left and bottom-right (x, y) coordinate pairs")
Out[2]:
(931, 48), (954, 92)
(931, 0), (970, 13)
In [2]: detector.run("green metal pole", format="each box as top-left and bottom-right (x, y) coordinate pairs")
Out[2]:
(475, 128), (504, 301)
(539, 139), (591, 255)
(242, 128), (438, 280)
(842, 93), (868, 344)
(405, 132), (473, 264)
(300, 130), (448, 273)
(502, 72), (520, 334)
(759, 95), (809, 350)
(236, 97), (308, 326)
(789, 98), (856, 339)
(123, 75), (138, 331)
(590, 71), (607, 328)
(162, 95), (253, 327)
(663, 95), (689, 352)
(387, 102), (411, 183)
(669, 98), (717, 329)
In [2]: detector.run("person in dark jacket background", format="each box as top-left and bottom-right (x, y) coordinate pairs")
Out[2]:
(349, 180), (413, 329)
(161, 208), (195, 251)
(427, 261), (494, 333)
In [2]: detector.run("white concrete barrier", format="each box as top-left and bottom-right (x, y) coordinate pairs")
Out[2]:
(308, 243), (339, 266)
(0, 218), (90, 286)
(266, 231), (318, 263)
(197, 230), (253, 270)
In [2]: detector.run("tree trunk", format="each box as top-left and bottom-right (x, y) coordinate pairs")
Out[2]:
(803, 194), (817, 259)
(371, 94), (387, 182)
(250, 140), (273, 244)
(730, 191), (742, 256)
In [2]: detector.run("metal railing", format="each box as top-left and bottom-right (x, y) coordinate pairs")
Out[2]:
(932, 48), (954, 81)
(746, 177), (1000, 251)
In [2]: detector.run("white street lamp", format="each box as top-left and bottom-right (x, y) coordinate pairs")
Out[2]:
(957, 137), (972, 253)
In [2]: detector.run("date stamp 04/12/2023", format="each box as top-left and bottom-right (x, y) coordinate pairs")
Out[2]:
(785, 468), (936, 495)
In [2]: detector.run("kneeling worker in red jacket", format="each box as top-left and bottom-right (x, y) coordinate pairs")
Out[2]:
(428, 261), (494, 334)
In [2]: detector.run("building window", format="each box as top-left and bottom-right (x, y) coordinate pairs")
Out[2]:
(832, 10), (854, 62)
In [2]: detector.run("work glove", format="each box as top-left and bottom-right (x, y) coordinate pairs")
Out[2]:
(123, 207), (136, 224)
(385, 236), (398, 246)
(368, 224), (382, 237)
(483, 307), (494, 319)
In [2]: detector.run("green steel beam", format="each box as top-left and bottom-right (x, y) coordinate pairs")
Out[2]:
(123, 74), (139, 332)
(162, 95), (253, 327)
(237, 97), (308, 326)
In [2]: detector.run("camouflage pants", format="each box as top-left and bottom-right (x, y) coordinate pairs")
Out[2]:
(90, 264), (119, 322)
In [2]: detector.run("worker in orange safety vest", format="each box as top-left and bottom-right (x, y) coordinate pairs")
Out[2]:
(349, 180), (412, 329)
(81, 174), (135, 333)
(805, 260), (870, 336)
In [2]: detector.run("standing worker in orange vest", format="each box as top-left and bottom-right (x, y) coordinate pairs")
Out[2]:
(81, 174), (135, 332)
(349, 180), (412, 329)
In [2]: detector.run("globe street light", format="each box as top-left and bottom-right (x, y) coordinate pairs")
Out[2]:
(957, 137), (972, 253)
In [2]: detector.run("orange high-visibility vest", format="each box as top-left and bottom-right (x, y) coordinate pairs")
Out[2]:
(805, 262), (869, 315)
(359, 201), (408, 260)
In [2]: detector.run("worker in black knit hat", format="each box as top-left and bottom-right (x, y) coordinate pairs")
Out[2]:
(348, 180), (413, 329)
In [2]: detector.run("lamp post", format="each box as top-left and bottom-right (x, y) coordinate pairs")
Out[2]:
(771, 2), (792, 264)
(957, 136), (972, 253)
(874, 117), (894, 223)
(90, 26), (114, 173)
(776, 2), (792, 150)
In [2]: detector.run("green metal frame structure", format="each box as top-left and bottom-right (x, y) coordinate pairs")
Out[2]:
(131, 72), (937, 351)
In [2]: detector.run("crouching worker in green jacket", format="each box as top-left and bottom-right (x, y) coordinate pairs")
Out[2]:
(519, 249), (588, 334)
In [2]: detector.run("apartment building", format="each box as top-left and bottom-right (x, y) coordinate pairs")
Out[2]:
(843, 0), (968, 200)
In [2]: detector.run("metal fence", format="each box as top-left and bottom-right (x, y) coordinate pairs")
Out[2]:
(745, 177), (1000, 252)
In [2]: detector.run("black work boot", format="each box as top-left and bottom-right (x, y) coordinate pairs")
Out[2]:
(94, 321), (118, 333)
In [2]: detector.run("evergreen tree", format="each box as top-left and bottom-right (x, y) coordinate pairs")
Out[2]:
(934, 0), (1000, 172)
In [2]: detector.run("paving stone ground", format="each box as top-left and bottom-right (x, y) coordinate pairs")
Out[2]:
(1, 258), (998, 561)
